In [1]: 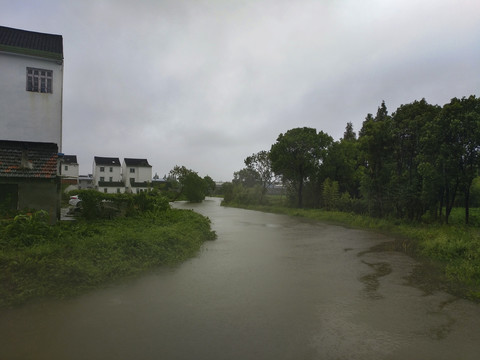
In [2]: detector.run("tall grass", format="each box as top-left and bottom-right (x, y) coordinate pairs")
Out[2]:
(0, 208), (216, 307)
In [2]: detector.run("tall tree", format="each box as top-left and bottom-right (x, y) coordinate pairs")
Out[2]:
(390, 99), (440, 219)
(244, 150), (276, 203)
(323, 123), (361, 198)
(434, 96), (480, 223)
(358, 102), (395, 216)
(269, 127), (332, 208)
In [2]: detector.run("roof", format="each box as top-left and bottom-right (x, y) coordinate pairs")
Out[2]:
(63, 155), (78, 164)
(94, 156), (121, 166)
(124, 158), (152, 167)
(0, 140), (58, 179)
(0, 26), (63, 61)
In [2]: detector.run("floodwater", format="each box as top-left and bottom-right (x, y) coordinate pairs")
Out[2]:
(1, 198), (480, 359)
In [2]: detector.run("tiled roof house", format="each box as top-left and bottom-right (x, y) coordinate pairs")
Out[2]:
(0, 26), (64, 223)
(0, 26), (64, 148)
(0, 140), (59, 223)
(93, 156), (125, 193)
(122, 158), (152, 193)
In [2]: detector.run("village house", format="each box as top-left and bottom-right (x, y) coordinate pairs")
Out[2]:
(0, 26), (63, 223)
(92, 156), (125, 194)
(61, 154), (79, 192)
(122, 158), (153, 193)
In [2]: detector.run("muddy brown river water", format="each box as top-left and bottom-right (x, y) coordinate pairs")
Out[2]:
(1, 198), (480, 359)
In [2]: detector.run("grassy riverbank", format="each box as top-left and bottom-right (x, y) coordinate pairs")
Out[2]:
(0, 208), (216, 307)
(224, 202), (480, 300)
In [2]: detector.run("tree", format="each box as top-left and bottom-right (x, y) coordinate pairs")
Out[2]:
(269, 127), (332, 208)
(431, 96), (480, 223)
(244, 150), (276, 203)
(358, 101), (395, 216)
(233, 168), (261, 187)
(203, 175), (216, 196)
(168, 165), (210, 202)
(390, 99), (440, 220)
(322, 123), (361, 199)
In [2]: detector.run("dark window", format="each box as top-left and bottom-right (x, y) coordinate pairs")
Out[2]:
(100, 177), (105, 182)
(130, 168), (135, 173)
(109, 167), (113, 172)
(26, 67), (53, 93)
(100, 167), (105, 172)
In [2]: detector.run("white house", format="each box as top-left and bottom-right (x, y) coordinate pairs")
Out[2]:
(0, 26), (63, 223)
(92, 156), (125, 194)
(122, 158), (152, 193)
(62, 155), (79, 178)
(0, 26), (64, 151)
(61, 155), (79, 192)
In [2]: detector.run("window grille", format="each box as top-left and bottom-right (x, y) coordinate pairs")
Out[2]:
(26, 68), (53, 93)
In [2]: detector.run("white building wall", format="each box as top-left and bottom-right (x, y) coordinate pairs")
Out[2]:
(63, 163), (79, 178)
(92, 163), (122, 186)
(0, 51), (63, 150)
(122, 162), (152, 191)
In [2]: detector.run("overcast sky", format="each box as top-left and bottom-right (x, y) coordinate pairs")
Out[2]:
(2, 0), (479, 180)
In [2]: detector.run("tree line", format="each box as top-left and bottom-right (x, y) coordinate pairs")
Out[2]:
(224, 96), (480, 224)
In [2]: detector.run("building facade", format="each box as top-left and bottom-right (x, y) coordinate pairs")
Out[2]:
(0, 26), (63, 222)
(92, 156), (125, 194)
(0, 26), (64, 150)
(122, 158), (152, 193)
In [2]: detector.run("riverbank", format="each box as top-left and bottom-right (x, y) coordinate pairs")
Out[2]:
(223, 202), (480, 301)
(0, 208), (216, 307)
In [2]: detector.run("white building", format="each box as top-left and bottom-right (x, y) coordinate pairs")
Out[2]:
(0, 26), (63, 223)
(0, 26), (64, 150)
(92, 156), (125, 194)
(61, 155), (79, 192)
(122, 158), (152, 193)
(62, 155), (79, 177)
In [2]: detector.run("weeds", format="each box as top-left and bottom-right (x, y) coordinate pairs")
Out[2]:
(0, 208), (216, 307)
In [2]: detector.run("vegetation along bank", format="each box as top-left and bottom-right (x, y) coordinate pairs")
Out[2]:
(221, 95), (480, 301)
(0, 190), (216, 308)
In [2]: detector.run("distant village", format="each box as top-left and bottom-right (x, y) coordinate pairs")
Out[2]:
(0, 26), (162, 223)
(61, 155), (161, 194)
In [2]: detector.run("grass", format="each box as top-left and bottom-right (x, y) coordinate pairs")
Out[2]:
(224, 200), (480, 301)
(0, 208), (216, 307)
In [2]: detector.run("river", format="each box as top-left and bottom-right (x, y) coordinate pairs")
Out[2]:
(1, 197), (480, 359)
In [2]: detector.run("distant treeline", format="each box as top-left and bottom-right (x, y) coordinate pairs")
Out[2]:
(224, 96), (480, 224)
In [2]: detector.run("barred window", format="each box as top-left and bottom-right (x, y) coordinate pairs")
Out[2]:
(26, 68), (53, 93)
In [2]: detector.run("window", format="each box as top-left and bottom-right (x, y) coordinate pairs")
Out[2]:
(26, 68), (53, 93)
(130, 178), (135, 185)
(117, 188), (120, 193)
(100, 176), (105, 182)
(109, 167), (113, 172)
(130, 168), (135, 173)
(109, 177), (113, 182)
(64, 165), (69, 171)
(104, 188), (108, 193)
(100, 167), (105, 172)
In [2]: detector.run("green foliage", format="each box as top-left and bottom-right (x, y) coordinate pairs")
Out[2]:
(167, 165), (212, 202)
(321, 178), (340, 211)
(270, 127), (333, 208)
(0, 208), (216, 307)
(71, 190), (170, 219)
(221, 182), (266, 206)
